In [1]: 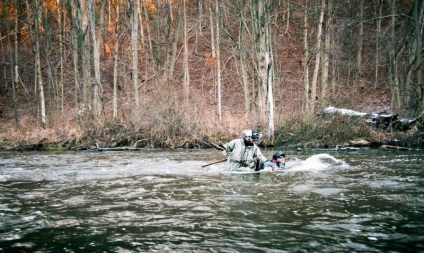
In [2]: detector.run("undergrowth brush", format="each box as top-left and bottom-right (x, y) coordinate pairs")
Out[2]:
(273, 114), (422, 148)
(1, 111), (423, 150)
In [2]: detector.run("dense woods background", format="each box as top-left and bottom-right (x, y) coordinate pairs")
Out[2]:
(0, 0), (423, 149)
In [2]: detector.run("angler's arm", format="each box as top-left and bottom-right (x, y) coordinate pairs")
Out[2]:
(255, 148), (268, 162)
(221, 139), (238, 152)
(212, 142), (225, 151)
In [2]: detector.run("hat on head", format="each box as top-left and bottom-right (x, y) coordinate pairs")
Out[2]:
(251, 130), (260, 140)
(272, 151), (285, 159)
(243, 129), (262, 140)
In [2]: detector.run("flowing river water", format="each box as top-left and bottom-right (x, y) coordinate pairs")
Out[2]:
(0, 149), (423, 252)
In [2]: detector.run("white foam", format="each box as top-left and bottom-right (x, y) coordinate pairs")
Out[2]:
(286, 153), (348, 172)
(0, 152), (349, 182)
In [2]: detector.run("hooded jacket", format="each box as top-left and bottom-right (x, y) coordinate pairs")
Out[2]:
(222, 138), (267, 170)
(263, 158), (286, 169)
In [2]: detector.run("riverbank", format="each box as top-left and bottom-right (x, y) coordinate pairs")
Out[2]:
(1, 113), (423, 151)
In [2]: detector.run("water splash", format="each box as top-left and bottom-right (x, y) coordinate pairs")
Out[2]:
(0, 152), (351, 182)
(286, 153), (348, 172)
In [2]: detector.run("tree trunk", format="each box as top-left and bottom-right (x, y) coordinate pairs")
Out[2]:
(89, 0), (105, 118)
(234, 0), (251, 119)
(197, 0), (203, 36)
(389, 0), (400, 110)
(239, 29), (250, 119)
(209, 2), (216, 58)
(35, 7), (46, 127)
(26, 0), (47, 127)
(264, 1), (274, 140)
(194, 0), (203, 53)
(266, 50), (274, 140)
(113, 35), (119, 119)
(414, 0), (423, 109)
(54, 0), (63, 113)
(374, 0), (382, 88)
(68, 0), (81, 123)
(310, 0), (325, 112)
(113, 0), (121, 119)
(183, 0), (190, 106)
(13, 0), (19, 127)
(141, 0), (153, 55)
(131, 0), (140, 108)
(355, 0), (363, 77)
(167, 0), (181, 85)
(319, 0), (331, 105)
(255, 0), (267, 122)
(138, 0), (145, 48)
(80, 0), (92, 116)
(302, 0), (309, 112)
(214, 0), (222, 122)
(4, 0), (20, 128)
(285, 0), (290, 32)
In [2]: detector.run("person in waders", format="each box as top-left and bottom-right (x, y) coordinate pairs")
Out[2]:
(257, 151), (286, 172)
(215, 129), (267, 170)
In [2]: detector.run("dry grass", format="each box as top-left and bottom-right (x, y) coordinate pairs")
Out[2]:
(1, 105), (423, 150)
(274, 113), (424, 148)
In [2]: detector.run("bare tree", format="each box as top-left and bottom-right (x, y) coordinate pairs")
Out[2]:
(131, 0), (140, 109)
(89, 0), (105, 118)
(167, 0), (181, 88)
(255, 0), (267, 120)
(228, 0), (252, 119)
(310, 0), (325, 112)
(112, 0), (121, 119)
(374, 0), (383, 88)
(319, 0), (332, 105)
(302, 0), (310, 112)
(3, 0), (20, 127)
(182, 0), (190, 106)
(56, 0), (65, 113)
(25, 0), (46, 127)
(388, 0), (400, 110)
(239, 16), (251, 119)
(66, 0), (92, 123)
(265, 1), (274, 140)
(68, 0), (79, 120)
(141, 0), (153, 57)
(80, 0), (91, 116)
(355, 0), (363, 77)
(413, 0), (423, 109)
(209, 1), (216, 58)
(13, 0), (19, 127)
(215, 0), (222, 122)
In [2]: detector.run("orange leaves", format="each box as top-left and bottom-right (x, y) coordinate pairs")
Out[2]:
(146, 0), (156, 13)
(206, 54), (216, 68)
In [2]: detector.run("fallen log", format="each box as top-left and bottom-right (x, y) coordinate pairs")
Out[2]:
(381, 145), (411, 151)
(322, 106), (423, 131)
(349, 139), (371, 147)
(349, 139), (382, 148)
(322, 106), (368, 117)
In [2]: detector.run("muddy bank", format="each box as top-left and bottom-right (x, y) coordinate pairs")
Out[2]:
(2, 128), (422, 152)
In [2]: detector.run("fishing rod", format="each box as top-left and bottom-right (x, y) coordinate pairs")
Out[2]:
(201, 158), (227, 167)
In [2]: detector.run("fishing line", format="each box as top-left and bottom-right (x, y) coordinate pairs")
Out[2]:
(138, 106), (216, 148)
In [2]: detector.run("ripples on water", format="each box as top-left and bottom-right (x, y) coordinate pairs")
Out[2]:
(0, 149), (423, 252)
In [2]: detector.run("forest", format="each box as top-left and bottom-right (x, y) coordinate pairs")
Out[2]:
(0, 0), (423, 150)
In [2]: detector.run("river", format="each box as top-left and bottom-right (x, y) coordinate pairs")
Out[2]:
(0, 149), (423, 252)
